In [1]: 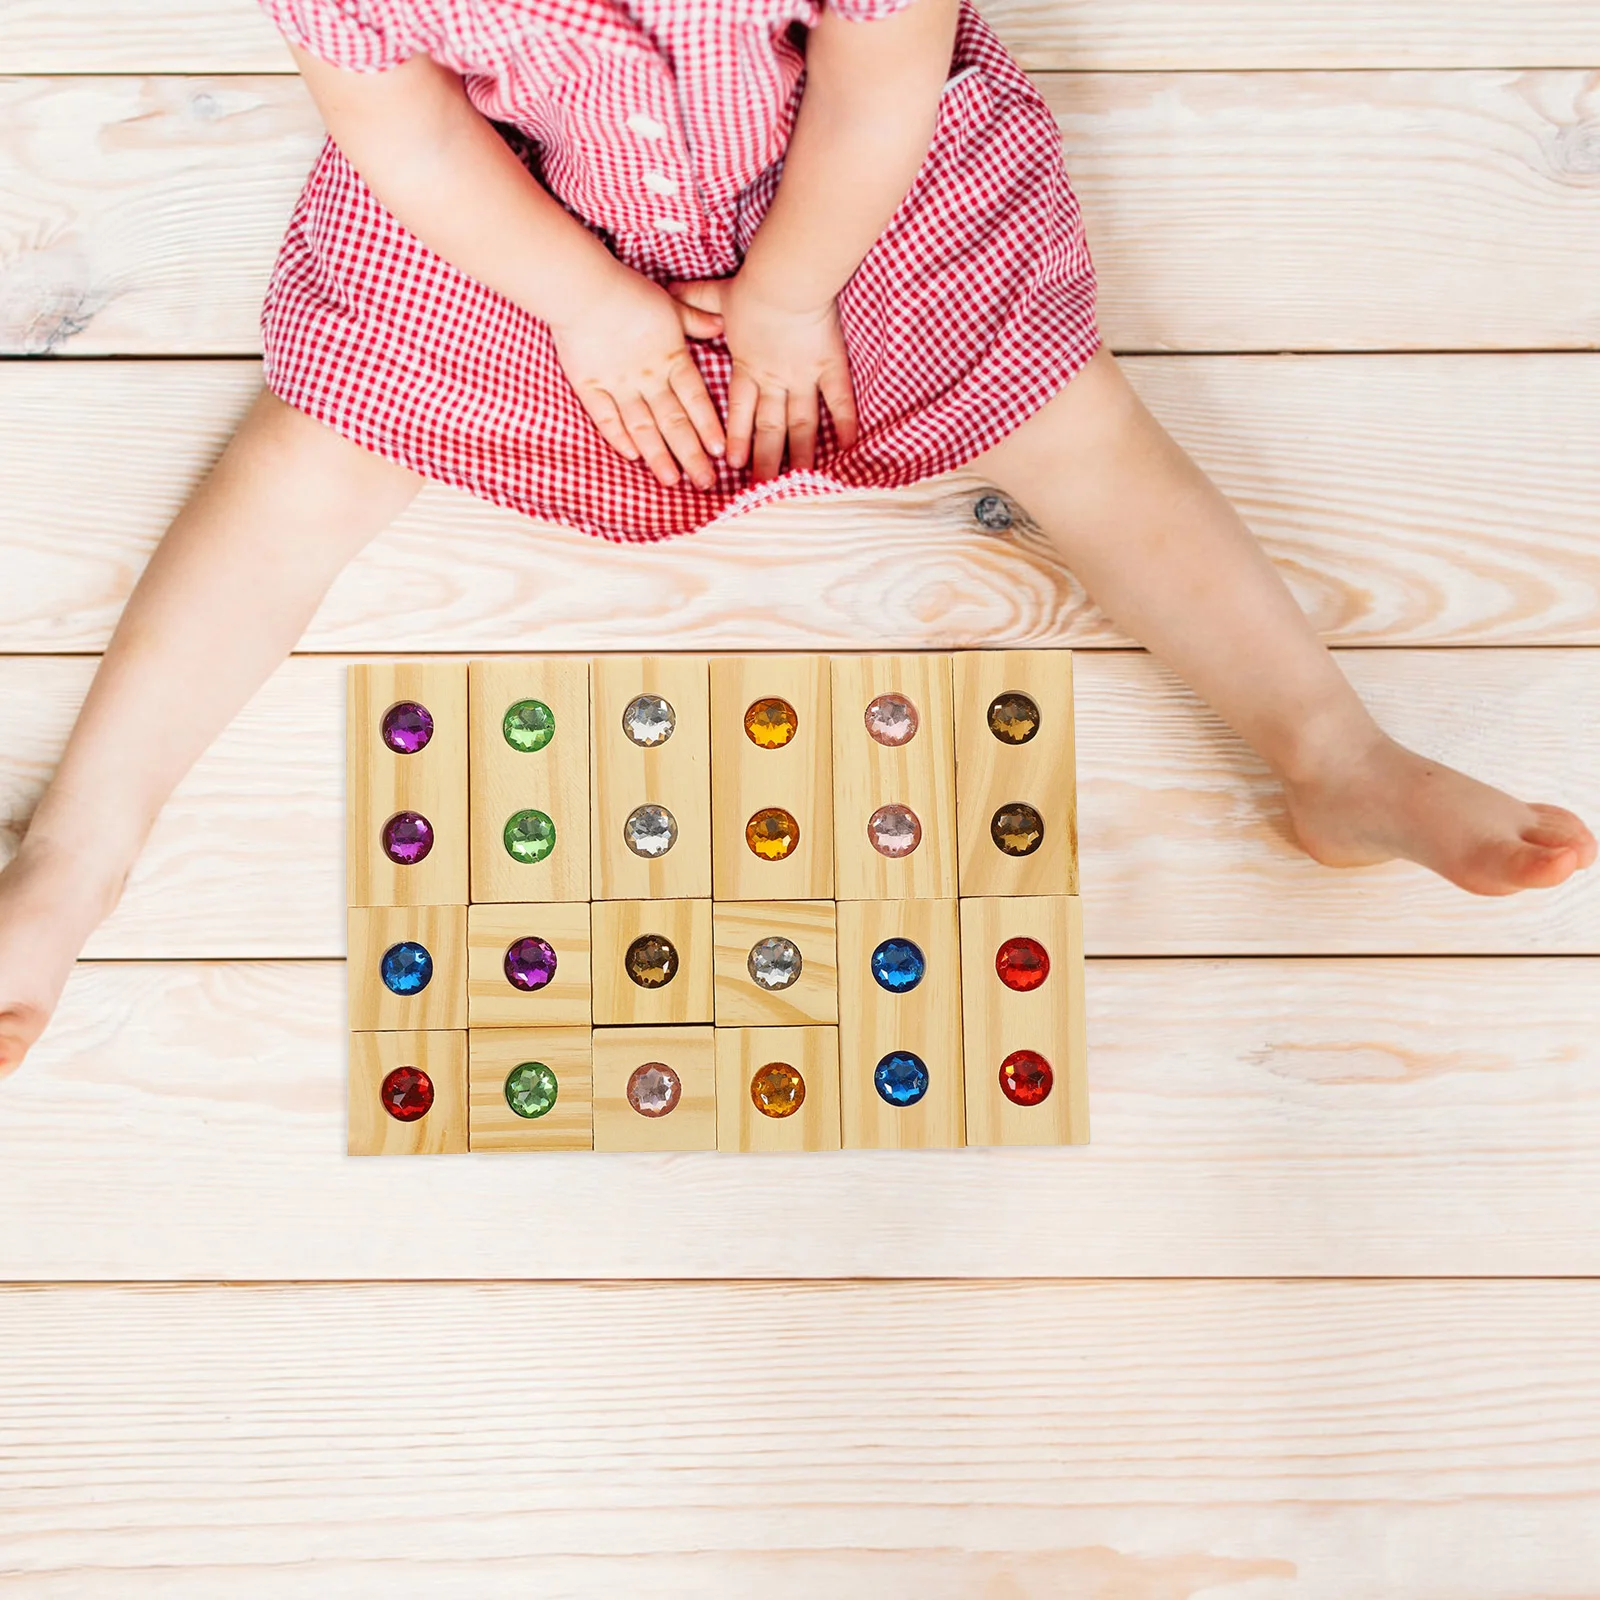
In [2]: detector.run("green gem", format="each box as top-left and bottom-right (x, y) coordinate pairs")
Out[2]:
(505, 1061), (558, 1120)
(504, 808), (557, 864)
(503, 699), (555, 753)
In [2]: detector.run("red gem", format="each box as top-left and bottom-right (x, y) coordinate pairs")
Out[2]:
(381, 1066), (434, 1122)
(995, 936), (1049, 992)
(998, 1050), (1052, 1107)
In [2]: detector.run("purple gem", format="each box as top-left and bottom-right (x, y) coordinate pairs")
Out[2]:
(381, 810), (434, 865)
(504, 936), (558, 992)
(381, 700), (434, 754)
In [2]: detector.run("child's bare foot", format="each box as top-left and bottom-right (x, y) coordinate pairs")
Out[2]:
(1284, 731), (1597, 896)
(0, 839), (126, 1079)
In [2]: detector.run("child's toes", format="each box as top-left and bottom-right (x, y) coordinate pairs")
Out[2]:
(1524, 804), (1598, 867)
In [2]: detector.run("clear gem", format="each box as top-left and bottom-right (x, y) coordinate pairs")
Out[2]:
(503, 808), (556, 864)
(991, 802), (1045, 857)
(624, 804), (678, 858)
(744, 698), (798, 749)
(381, 701), (434, 754)
(381, 1066), (433, 1122)
(988, 692), (1040, 745)
(868, 803), (922, 858)
(746, 808), (800, 861)
(381, 810), (434, 865)
(874, 1051), (929, 1107)
(863, 693), (918, 747)
(503, 699), (556, 753)
(379, 940), (432, 995)
(747, 936), (803, 991)
(505, 1061), (559, 1119)
(871, 937), (925, 993)
(622, 694), (676, 748)
(996, 936), (1050, 992)
(504, 936), (558, 991)
(625, 933), (678, 989)
(999, 1049), (1053, 1107)
(627, 1062), (682, 1118)
(750, 1062), (806, 1118)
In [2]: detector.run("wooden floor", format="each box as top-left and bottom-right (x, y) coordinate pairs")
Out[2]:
(2, 2), (1598, 1593)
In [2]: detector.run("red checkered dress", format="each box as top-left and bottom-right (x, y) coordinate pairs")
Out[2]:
(259, 0), (1101, 542)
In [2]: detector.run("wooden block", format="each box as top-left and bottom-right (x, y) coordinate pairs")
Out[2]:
(346, 661), (469, 907)
(346, 905), (467, 1033)
(347, 1029), (467, 1156)
(714, 1026), (841, 1154)
(592, 1025), (717, 1153)
(467, 1026), (592, 1151)
(709, 655), (834, 901)
(954, 650), (1079, 897)
(466, 901), (591, 1029)
(711, 900), (839, 1027)
(959, 895), (1089, 1146)
(836, 898), (964, 1150)
(830, 653), (957, 901)
(589, 655), (711, 900)
(468, 657), (590, 904)
(590, 899), (714, 1026)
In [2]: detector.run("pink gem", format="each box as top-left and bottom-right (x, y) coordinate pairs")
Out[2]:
(627, 1062), (682, 1118)
(381, 810), (434, 865)
(863, 693), (919, 747)
(867, 803), (922, 858)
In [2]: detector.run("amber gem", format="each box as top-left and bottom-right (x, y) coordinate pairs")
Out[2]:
(744, 698), (799, 749)
(750, 1062), (806, 1118)
(746, 807), (801, 861)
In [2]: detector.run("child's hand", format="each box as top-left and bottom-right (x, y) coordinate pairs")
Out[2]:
(548, 266), (726, 490)
(669, 278), (859, 482)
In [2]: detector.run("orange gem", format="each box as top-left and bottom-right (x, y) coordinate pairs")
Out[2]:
(746, 807), (801, 861)
(744, 697), (799, 749)
(750, 1062), (806, 1118)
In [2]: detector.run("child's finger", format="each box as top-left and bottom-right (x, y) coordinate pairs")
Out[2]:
(580, 389), (642, 461)
(674, 303), (725, 342)
(726, 370), (760, 471)
(618, 394), (681, 488)
(669, 359), (727, 459)
(786, 389), (819, 473)
(819, 365), (860, 452)
(752, 384), (789, 483)
(645, 384), (717, 492)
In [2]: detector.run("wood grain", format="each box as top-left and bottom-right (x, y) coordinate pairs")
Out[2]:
(2, 1280), (1600, 1596)
(6, 73), (1600, 355)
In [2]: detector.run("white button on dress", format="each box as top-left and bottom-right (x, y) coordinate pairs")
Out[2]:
(652, 217), (690, 234)
(642, 171), (679, 196)
(625, 112), (668, 139)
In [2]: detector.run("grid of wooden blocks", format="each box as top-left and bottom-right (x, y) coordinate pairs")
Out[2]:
(347, 651), (1087, 1156)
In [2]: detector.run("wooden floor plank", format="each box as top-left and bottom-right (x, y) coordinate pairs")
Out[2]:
(5, 956), (1598, 1279)
(6, 0), (1599, 73)
(4, 72), (1598, 355)
(3, 651), (1593, 959)
(1, 1281), (1598, 1596)
(6, 355), (1598, 652)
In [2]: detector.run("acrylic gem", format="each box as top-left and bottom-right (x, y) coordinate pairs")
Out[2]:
(622, 694), (676, 748)
(505, 1061), (559, 1119)
(871, 937), (925, 994)
(747, 936), (803, 991)
(624, 804), (678, 858)
(503, 808), (556, 864)
(625, 933), (678, 989)
(874, 1050), (929, 1107)
(999, 1049), (1053, 1107)
(991, 802), (1045, 857)
(867, 803), (921, 858)
(750, 1062), (806, 1118)
(987, 692), (1040, 745)
(995, 936), (1049, 992)
(381, 810), (434, 865)
(863, 693), (918, 747)
(379, 940), (433, 996)
(744, 697), (798, 749)
(503, 699), (556, 753)
(381, 700), (434, 754)
(380, 1066), (433, 1122)
(504, 936), (558, 991)
(627, 1062), (682, 1118)
(745, 807), (800, 861)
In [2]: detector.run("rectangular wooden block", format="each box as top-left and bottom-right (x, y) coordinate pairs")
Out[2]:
(347, 905), (467, 1033)
(591, 899), (714, 1025)
(346, 661), (469, 907)
(467, 901), (592, 1028)
(959, 895), (1089, 1146)
(830, 653), (957, 901)
(709, 656), (834, 901)
(715, 1026), (841, 1153)
(592, 1025), (717, 1152)
(468, 1026), (592, 1151)
(468, 657), (590, 904)
(711, 900), (838, 1027)
(954, 650), (1079, 897)
(348, 1029), (467, 1156)
(836, 898), (965, 1149)
(590, 655), (711, 900)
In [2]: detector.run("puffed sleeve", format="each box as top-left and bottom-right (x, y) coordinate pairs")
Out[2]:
(825, 0), (926, 18)
(258, 0), (413, 71)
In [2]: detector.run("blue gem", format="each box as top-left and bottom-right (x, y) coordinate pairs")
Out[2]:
(870, 937), (925, 993)
(379, 940), (433, 996)
(875, 1051), (930, 1107)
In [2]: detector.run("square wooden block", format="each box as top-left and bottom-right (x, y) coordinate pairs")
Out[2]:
(715, 1025), (841, 1153)
(347, 905), (468, 1032)
(347, 661), (469, 908)
(348, 1030), (467, 1156)
(590, 655), (711, 900)
(469, 656), (591, 904)
(712, 900), (838, 1027)
(591, 898), (714, 1025)
(592, 1025), (717, 1152)
(836, 898), (965, 1149)
(468, 1026), (593, 1151)
(467, 901), (592, 1028)
(959, 895), (1088, 1146)
(954, 650), (1078, 898)
(710, 656), (835, 901)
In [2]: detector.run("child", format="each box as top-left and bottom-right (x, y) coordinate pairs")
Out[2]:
(0, 0), (1591, 1077)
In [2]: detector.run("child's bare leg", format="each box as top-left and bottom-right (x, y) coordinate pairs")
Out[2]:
(0, 391), (423, 1075)
(971, 348), (1597, 894)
